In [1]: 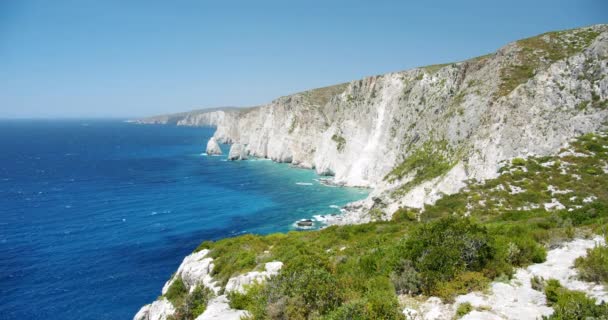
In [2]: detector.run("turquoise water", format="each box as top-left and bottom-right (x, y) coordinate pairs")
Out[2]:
(0, 120), (368, 320)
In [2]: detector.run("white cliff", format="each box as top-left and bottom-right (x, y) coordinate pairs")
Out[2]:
(209, 25), (608, 220)
(205, 137), (222, 155)
(135, 25), (608, 320)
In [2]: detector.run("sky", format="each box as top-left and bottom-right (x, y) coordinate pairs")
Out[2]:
(1, 0), (606, 118)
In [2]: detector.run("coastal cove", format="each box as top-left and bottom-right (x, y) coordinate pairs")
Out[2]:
(0, 120), (368, 320)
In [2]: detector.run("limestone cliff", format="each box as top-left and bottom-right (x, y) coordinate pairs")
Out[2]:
(134, 24), (608, 320)
(206, 24), (608, 221)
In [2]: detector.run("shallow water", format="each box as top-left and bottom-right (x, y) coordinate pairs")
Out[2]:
(0, 119), (367, 320)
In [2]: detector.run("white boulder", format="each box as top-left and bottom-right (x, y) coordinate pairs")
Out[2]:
(225, 261), (283, 293)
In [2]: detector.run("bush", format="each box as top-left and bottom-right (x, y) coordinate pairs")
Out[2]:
(574, 244), (608, 284)
(512, 158), (527, 166)
(401, 217), (494, 294)
(434, 272), (489, 301)
(174, 285), (213, 320)
(165, 277), (188, 306)
(392, 207), (418, 222)
(455, 302), (473, 318)
(544, 279), (562, 305)
(235, 263), (343, 319)
(390, 259), (421, 295)
(543, 287), (608, 320)
(324, 292), (405, 320)
(227, 289), (252, 310)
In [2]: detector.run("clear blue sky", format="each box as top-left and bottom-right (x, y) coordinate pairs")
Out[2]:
(1, 0), (606, 118)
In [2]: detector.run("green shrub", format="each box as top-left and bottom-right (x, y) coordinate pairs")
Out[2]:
(544, 279), (562, 305)
(227, 289), (252, 310)
(392, 207), (418, 222)
(574, 243), (608, 285)
(390, 259), (421, 295)
(435, 272), (489, 301)
(543, 287), (608, 320)
(512, 158), (527, 166)
(237, 263), (343, 319)
(165, 277), (188, 306)
(401, 217), (494, 295)
(455, 302), (473, 318)
(324, 293), (405, 320)
(174, 285), (213, 320)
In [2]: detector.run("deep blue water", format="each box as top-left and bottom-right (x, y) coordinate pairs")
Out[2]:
(0, 120), (367, 320)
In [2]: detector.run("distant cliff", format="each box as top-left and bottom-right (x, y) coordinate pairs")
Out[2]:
(133, 107), (242, 126)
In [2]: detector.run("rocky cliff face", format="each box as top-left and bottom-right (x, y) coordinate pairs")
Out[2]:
(210, 24), (608, 220)
(134, 24), (608, 320)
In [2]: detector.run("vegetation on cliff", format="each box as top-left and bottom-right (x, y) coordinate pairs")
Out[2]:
(189, 131), (608, 319)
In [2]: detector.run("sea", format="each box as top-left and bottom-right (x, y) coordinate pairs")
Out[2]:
(0, 119), (368, 320)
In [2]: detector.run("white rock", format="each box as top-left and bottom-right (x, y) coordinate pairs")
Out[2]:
(133, 298), (175, 320)
(205, 137), (222, 155)
(227, 143), (248, 161)
(225, 261), (283, 293)
(195, 295), (247, 320)
(162, 249), (220, 295)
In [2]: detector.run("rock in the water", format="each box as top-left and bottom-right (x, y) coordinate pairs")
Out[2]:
(228, 143), (248, 161)
(206, 137), (222, 155)
(296, 219), (313, 227)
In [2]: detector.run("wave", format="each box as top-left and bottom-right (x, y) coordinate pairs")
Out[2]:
(296, 182), (313, 186)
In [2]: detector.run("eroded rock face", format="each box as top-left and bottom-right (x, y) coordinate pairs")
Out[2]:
(227, 143), (248, 160)
(205, 137), (222, 155)
(213, 25), (608, 219)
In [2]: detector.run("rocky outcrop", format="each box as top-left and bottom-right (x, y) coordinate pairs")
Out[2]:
(227, 143), (248, 160)
(225, 261), (283, 293)
(161, 249), (220, 295)
(134, 249), (282, 320)
(205, 137), (222, 155)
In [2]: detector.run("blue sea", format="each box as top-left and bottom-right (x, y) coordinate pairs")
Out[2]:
(0, 119), (367, 320)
